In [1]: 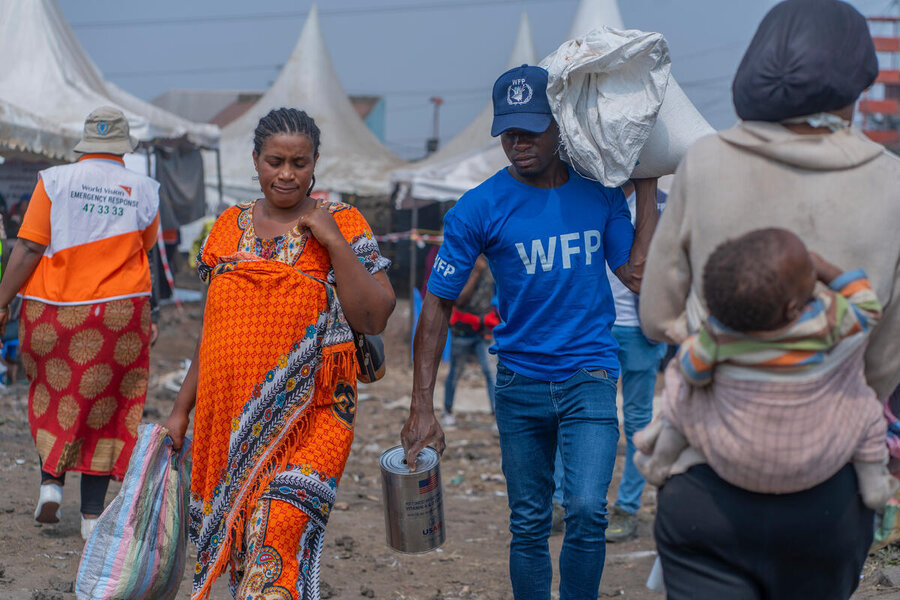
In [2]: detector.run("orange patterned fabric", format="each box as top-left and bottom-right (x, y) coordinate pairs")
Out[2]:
(230, 404), (355, 599)
(21, 297), (151, 480)
(234, 499), (308, 600)
(190, 200), (383, 599)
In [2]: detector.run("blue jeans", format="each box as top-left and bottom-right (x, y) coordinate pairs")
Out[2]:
(551, 327), (663, 512)
(443, 333), (496, 414)
(552, 444), (564, 505)
(612, 325), (665, 514)
(494, 362), (619, 600)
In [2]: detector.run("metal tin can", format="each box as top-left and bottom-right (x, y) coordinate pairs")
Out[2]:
(380, 445), (445, 553)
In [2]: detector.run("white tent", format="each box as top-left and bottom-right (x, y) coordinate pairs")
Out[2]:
(390, 12), (537, 203)
(567, 0), (624, 39)
(0, 100), (79, 161)
(394, 0), (626, 204)
(401, 144), (509, 204)
(427, 12), (537, 165)
(0, 0), (219, 161)
(215, 5), (405, 199)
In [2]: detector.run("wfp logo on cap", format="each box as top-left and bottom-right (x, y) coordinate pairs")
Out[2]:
(507, 78), (533, 106)
(96, 121), (110, 136)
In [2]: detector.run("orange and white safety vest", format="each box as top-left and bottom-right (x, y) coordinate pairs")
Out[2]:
(17, 154), (160, 306)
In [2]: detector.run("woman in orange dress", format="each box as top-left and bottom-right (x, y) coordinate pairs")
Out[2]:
(164, 108), (395, 600)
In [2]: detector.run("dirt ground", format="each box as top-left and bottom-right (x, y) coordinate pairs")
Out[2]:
(2, 293), (900, 599)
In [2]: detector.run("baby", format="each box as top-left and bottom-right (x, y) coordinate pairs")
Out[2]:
(635, 228), (897, 508)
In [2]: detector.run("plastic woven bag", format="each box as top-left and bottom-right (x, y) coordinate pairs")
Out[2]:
(76, 423), (192, 600)
(543, 26), (715, 187)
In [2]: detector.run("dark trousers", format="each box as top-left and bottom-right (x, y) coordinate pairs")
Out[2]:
(41, 467), (110, 516)
(655, 464), (872, 600)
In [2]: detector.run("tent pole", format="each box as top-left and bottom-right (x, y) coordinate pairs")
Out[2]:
(145, 147), (152, 177)
(409, 196), (418, 366)
(215, 148), (224, 213)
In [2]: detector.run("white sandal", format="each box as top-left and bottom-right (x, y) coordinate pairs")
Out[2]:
(34, 483), (62, 523)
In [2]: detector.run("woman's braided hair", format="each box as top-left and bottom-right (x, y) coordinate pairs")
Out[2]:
(253, 108), (321, 156)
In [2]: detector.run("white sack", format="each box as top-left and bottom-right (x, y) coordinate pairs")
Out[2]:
(543, 27), (715, 187)
(631, 76), (716, 179)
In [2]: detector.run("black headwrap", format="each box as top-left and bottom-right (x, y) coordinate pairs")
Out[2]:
(732, 0), (878, 122)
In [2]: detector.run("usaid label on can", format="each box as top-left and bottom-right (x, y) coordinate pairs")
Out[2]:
(380, 445), (445, 553)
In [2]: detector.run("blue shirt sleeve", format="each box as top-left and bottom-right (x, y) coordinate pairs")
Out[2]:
(603, 187), (634, 272)
(427, 193), (485, 301)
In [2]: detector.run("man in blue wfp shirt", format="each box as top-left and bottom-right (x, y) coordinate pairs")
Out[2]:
(401, 65), (659, 599)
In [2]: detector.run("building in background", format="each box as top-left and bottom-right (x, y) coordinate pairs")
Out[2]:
(859, 11), (900, 150)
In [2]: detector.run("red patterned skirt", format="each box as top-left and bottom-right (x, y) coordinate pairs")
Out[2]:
(21, 297), (151, 481)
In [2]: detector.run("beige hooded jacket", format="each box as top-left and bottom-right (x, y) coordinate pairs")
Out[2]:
(639, 121), (900, 398)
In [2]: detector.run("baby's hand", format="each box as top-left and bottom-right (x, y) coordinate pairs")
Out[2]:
(809, 251), (842, 284)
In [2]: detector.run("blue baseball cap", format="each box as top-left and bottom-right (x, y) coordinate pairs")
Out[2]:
(491, 65), (553, 137)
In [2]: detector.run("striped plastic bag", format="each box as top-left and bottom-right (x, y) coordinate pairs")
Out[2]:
(76, 423), (192, 600)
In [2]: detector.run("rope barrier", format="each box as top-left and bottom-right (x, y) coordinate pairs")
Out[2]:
(374, 229), (443, 245)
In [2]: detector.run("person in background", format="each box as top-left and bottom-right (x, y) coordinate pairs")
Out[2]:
(146, 243), (162, 345)
(639, 1), (900, 596)
(604, 181), (667, 541)
(0, 107), (160, 541)
(550, 183), (667, 541)
(0, 297), (22, 386)
(442, 254), (498, 426)
(0, 193), (7, 268)
(7, 197), (29, 240)
(421, 242), (440, 298)
(0, 199), (11, 386)
(0, 195), (10, 283)
(402, 65), (659, 600)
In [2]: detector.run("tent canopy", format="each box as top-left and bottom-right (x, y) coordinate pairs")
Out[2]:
(424, 12), (537, 165)
(568, 0), (624, 39)
(216, 5), (405, 198)
(391, 11), (537, 196)
(0, 0), (219, 161)
(397, 143), (508, 205)
(0, 100), (80, 161)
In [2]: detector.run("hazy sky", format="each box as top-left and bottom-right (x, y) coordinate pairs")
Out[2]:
(59, 0), (894, 160)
